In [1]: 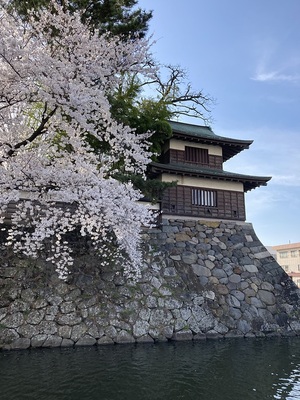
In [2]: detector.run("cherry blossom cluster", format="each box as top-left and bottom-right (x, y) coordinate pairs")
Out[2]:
(0, 1), (155, 279)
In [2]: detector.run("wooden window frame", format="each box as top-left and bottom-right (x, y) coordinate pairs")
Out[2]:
(191, 189), (217, 207)
(185, 146), (209, 164)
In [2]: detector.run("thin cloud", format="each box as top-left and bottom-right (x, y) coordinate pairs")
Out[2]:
(246, 185), (300, 220)
(219, 126), (300, 196)
(251, 38), (300, 84)
(246, 189), (279, 215)
(252, 70), (300, 83)
(271, 174), (300, 187)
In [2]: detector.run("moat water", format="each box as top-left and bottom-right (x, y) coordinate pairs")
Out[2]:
(1, 337), (300, 400)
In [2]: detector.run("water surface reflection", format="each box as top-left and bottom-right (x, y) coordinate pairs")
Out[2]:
(1, 337), (300, 400)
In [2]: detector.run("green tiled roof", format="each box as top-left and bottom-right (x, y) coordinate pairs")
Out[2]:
(150, 162), (271, 192)
(169, 121), (216, 138)
(169, 121), (253, 161)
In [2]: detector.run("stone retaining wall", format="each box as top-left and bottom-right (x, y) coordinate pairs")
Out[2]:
(1, 219), (300, 350)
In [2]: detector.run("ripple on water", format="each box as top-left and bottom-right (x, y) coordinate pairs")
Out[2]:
(1, 338), (300, 400)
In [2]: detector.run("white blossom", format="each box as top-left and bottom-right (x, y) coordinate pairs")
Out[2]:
(0, 1), (155, 280)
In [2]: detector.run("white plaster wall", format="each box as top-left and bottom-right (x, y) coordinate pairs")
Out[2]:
(166, 139), (222, 156)
(161, 173), (244, 192)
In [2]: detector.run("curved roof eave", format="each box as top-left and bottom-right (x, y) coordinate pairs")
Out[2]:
(168, 120), (253, 161)
(149, 162), (272, 192)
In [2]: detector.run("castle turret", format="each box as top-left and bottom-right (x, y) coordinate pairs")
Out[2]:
(149, 121), (271, 221)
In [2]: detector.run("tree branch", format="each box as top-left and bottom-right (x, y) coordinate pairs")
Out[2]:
(6, 104), (57, 157)
(0, 52), (23, 79)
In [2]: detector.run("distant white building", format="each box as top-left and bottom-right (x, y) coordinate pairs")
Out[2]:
(271, 242), (300, 287)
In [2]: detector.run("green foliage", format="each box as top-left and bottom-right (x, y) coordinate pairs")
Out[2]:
(115, 173), (177, 203)
(109, 64), (213, 158)
(109, 75), (173, 158)
(6, 0), (152, 38)
(134, 100), (173, 156)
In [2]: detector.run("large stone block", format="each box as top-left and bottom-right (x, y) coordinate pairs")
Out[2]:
(258, 290), (276, 306)
(192, 264), (211, 277)
(181, 251), (198, 264)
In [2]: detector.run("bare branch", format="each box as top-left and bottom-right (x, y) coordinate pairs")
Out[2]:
(143, 64), (215, 123)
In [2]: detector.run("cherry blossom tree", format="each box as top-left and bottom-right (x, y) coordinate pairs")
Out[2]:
(0, 1), (155, 279)
(6, 0), (152, 39)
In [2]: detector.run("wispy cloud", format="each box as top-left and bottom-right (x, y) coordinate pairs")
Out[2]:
(252, 70), (300, 83)
(271, 174), (300, 187)
(251, 38), (300, 84)
(245, 189), (283, 222)
(220, 126), (300, 192)
(246, 189), (279, 209)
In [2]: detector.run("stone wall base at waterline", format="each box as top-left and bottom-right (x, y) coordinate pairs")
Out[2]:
(1, 219), (300, 350)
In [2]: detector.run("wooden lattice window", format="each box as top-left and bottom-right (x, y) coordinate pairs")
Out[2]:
(185, 146), (209, 164)
(192, 189), (217, 207)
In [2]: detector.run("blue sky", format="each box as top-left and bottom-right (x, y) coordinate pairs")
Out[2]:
(138, 0), (300, 247)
